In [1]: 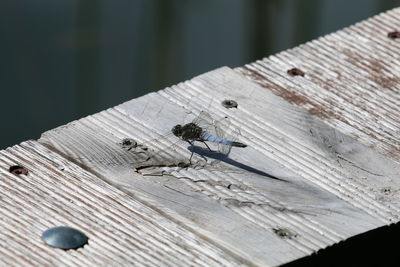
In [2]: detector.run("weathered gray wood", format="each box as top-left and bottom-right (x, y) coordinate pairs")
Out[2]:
(2, 6), (400, 267)
(237, 8), (400, 164)
(0, 141), (247, 266)
(38, 65), (400, 266)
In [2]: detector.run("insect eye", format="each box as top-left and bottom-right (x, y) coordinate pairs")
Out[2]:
(172, 125), (182, 136)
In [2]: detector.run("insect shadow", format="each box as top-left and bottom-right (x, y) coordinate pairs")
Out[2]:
(188, 145), (288, 183)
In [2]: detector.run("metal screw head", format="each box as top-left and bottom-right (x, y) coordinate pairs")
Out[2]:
(41, 226), (88, 250)
(221, 99), (238, 108)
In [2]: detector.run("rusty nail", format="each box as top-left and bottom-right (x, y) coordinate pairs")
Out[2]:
(388, 31), (400, 39)
(221, 99), (238, 108)
(9, 165), (29, 175)
(287, 68), (305, 77)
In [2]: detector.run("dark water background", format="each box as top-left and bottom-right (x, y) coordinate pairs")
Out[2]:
(0, 0), (399, 149)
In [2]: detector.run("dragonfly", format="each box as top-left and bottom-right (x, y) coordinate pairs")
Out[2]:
(171, 111), (247, 163)
(129, 111), (247, 171)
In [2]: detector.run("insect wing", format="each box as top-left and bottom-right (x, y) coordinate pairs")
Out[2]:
(192, 111), (215, 132)
(192, 111), (220, 144)
(130, 129), (192, 171)
(193, 111), (237, 155)
(134, 130), (182, 160)
(214, 116), (234, 155)
(137, 130), (174, 150)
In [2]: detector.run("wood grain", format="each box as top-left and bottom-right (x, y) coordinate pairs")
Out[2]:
(0, 141), (247, 266)
(236, 8), (400, 163)
(39, 67), (400, 266)
(2, 6), (400, 267)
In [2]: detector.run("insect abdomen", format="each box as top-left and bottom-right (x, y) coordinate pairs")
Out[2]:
(201, 132), (246, 147)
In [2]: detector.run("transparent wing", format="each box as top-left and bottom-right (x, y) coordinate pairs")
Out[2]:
(214, 116), (234, 156)
(128, 129), (192, 175)
(137, 130), (175, 152)
(194, 111), (228, 154)
(193, 111), (238, 156)
(127, 129), (187, 166)
(192, 111), (217, 135)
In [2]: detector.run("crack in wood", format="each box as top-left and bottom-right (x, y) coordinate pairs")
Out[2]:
(135, 162), (190, 172)
(336, 155), (384, 177)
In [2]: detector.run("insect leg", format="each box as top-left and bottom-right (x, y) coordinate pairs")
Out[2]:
(202, 141), (213, 152)
(187, 141), (194, 164)
(187, 140), (208, 163)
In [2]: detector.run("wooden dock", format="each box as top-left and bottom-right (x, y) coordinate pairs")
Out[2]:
(2, 7), (400, 266)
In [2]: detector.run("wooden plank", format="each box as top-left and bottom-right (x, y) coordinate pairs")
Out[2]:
(237, 7), (400, 164)
(39, 65), (400, 266)
(2, 6), (400, 267)
(0, 141), (247, 266)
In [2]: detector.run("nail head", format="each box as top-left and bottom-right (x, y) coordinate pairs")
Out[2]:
(41, 226), (88, 250)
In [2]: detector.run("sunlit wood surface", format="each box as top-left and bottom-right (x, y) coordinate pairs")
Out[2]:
(2, 7), (400, 266)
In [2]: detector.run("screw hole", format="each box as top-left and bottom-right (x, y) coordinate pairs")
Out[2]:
(119, 138), (138, 151)
(287, 68), (305, 77)
(273, 227), (297, 239)
(221, 99), (238, 108)
(9, 165), (29, 175)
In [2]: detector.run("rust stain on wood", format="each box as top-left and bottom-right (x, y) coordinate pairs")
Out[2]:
(245, 64), (392, 139)
(342, 48), (398, 90)
(239, 66), (343, 121)
(278, 90), (309, 106)
(239, 61), (400, 159)
(308, 107), (332, 120)
(240, 66), (308, 106)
